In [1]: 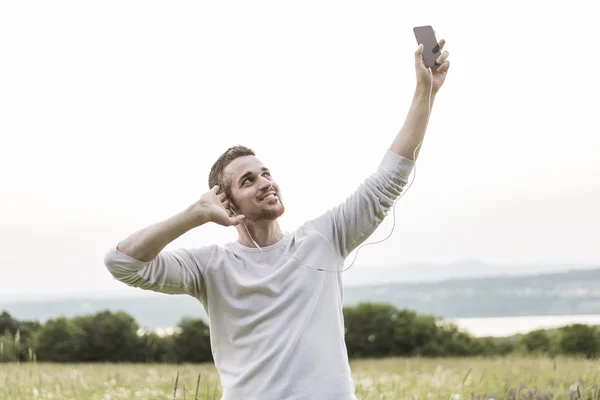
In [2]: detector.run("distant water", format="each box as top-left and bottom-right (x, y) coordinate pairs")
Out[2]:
(140, 315), (600, 338)
(450, 315), (600, 337)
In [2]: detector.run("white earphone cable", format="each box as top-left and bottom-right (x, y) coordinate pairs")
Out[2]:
(235, 67), (434, 273)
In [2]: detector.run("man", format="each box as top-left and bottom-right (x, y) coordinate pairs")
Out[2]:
(104, 41), (450, 399)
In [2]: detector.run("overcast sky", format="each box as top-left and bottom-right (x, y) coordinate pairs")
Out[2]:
(1, 1), (598, 300)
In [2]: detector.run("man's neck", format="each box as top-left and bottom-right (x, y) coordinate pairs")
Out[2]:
(237, 220), (283, 248)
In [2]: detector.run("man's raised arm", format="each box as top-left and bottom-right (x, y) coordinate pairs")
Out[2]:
(300, 41), (451, 260)
(390, 40), (450, 161)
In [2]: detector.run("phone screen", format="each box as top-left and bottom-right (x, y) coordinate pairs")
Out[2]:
(413, 26), (441, 68)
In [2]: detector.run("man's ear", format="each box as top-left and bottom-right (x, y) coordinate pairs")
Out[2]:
(227, 198), (237, 212)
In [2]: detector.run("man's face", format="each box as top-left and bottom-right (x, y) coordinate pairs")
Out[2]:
(224, 155), (284, 221)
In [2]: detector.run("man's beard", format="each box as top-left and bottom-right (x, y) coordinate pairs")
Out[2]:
(239, 201), (285, 222)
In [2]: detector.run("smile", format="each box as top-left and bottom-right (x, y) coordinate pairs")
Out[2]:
(259, 193), (277, 201)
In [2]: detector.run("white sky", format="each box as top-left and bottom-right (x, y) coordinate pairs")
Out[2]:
(1, 1), (599, 300)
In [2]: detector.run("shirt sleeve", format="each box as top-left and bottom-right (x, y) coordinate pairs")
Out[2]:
(302, 150), (415, 261)
(103, 244), (212, 298)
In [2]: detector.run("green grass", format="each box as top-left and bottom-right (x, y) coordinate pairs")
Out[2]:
(1, 357), (599, 399)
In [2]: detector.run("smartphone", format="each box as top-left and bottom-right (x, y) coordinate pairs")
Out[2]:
(413, 25), (441, 68)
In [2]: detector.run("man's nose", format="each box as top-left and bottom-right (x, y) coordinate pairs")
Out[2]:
(258, 176), (273, 190)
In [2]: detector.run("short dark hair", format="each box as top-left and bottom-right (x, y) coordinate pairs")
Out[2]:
(208, 145), (256, 197)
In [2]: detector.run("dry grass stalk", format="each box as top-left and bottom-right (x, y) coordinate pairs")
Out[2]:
(477, 368), (486, 386)
(448, 368), (472, 400)
(173, 370), (179, 399)
(462, 368), (472, 385)
(194, 373), (202, 400)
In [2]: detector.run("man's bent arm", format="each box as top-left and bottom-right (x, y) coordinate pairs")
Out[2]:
(103, 206), (214, 297)
(389, 84), (435, 161)
(117, 205), (209, 262)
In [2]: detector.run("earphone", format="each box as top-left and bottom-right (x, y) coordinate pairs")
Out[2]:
(233, 68), (434, 273)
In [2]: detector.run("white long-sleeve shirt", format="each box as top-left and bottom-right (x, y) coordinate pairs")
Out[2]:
(104, 150), (414, 400)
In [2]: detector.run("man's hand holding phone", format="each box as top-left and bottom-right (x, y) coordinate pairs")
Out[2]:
(413, 26), (451, 94)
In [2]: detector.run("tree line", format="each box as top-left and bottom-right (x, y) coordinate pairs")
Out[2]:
(1, 302), (599, 363)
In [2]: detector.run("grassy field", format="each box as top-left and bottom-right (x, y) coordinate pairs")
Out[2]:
(1, 357), (600, 399)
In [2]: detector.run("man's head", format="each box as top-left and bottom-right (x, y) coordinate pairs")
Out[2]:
(208, 145), (284, 222)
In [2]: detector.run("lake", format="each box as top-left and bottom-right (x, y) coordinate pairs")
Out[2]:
(449, 314), (600, 337)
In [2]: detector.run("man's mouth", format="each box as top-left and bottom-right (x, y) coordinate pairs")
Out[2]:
(259, 192), (278, 201)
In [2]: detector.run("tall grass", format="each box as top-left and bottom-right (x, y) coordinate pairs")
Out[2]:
(1, 356), (599, 399)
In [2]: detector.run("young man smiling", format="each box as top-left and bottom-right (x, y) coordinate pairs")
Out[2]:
(104, 41), (450, 400)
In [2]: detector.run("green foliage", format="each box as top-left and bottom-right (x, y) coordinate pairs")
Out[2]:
(343, 302), (515, 359)
(72, 311), (141, 362)
(172, 317), (212, 363)
(520, 329), (551, 355)
(344, 303), (405, 358)
(2, 303), (600, 364)
(34, 317), (85, 362)
(479, 336), (517, 356)
(137, 331), (176, 363)
(0, 331), (18, 362)
(0, 311), (18, 336)
(0, 311), (42, 362)
(558, 323), (598, 358)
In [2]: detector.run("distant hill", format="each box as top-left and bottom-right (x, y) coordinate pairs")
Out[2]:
(344, 267), (600, 318)
(2, 267), (600, 329)
(338, 260), (600, 286)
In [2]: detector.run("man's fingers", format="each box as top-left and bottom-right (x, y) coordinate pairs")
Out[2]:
(436, 50), (449, 65)
(218, 192), (227, 201)
(414, 44), (424, 66)
(230, 214), (245, 225)
(416, 42), (448, 67)
(211, 185), (220, 194)
(437, 60), (450, 72)
(415, 44), (424, 57)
